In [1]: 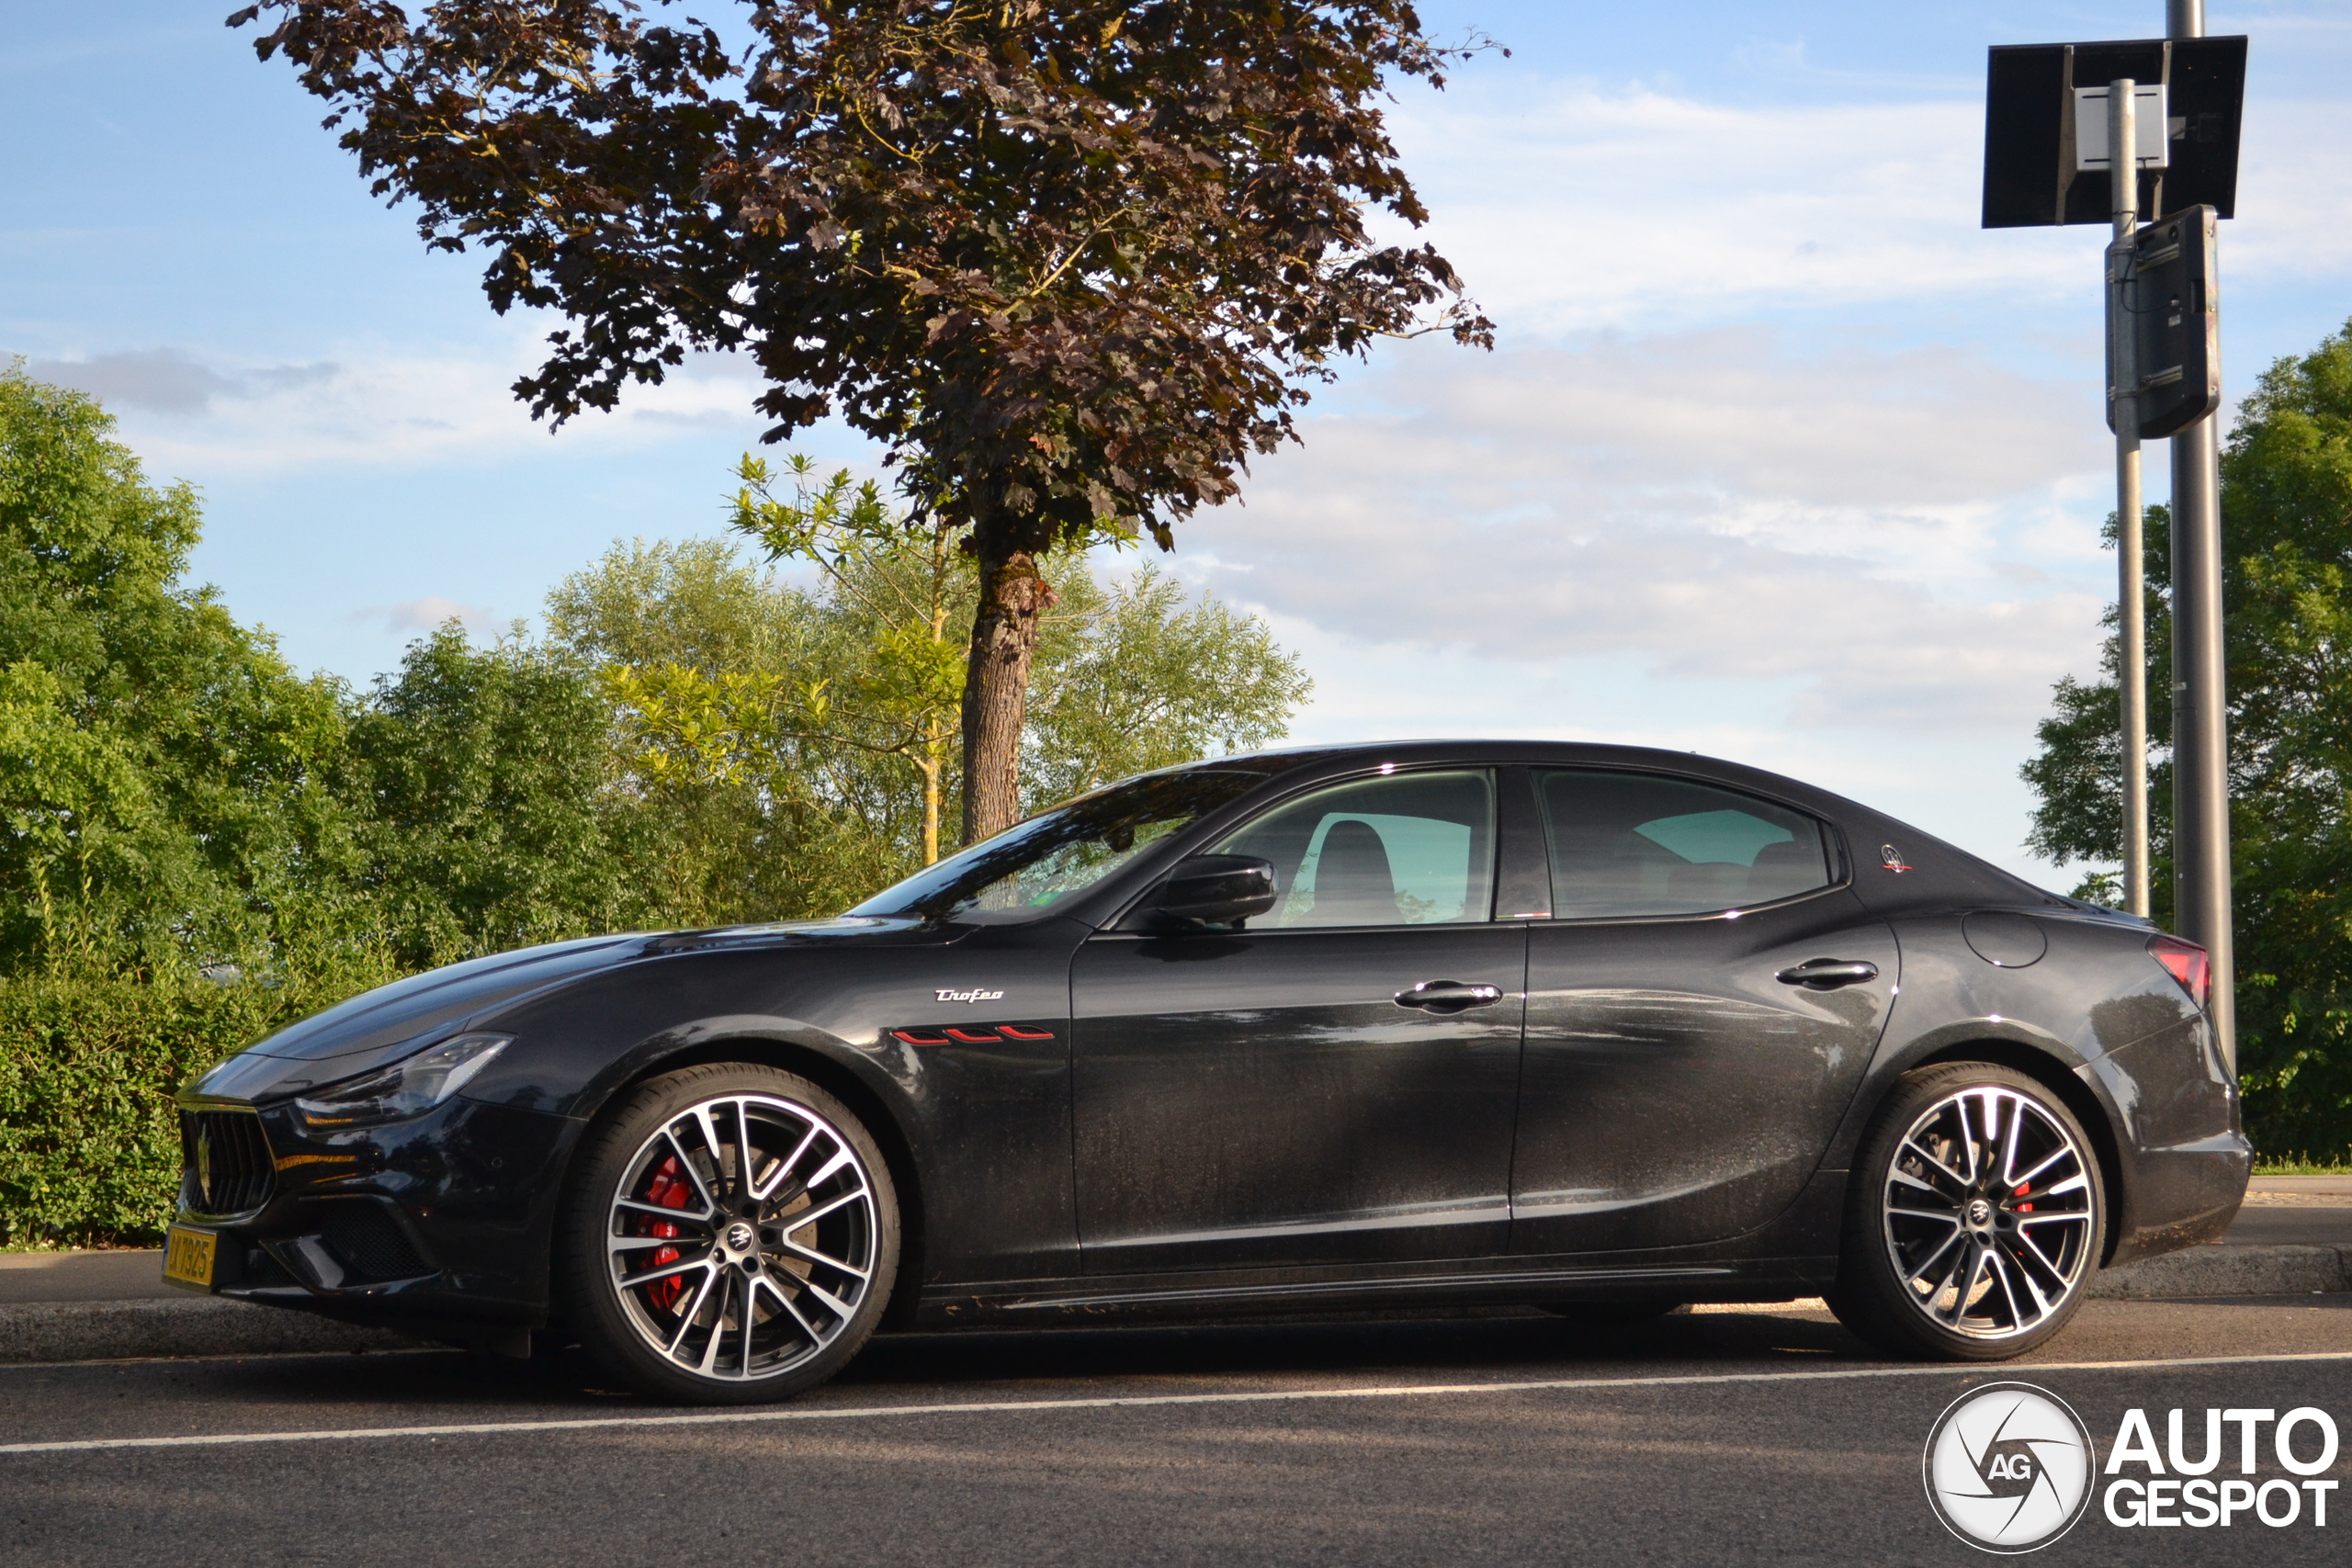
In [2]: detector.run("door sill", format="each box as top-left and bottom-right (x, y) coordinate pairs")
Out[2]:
(949, 1262), (1747, 1320)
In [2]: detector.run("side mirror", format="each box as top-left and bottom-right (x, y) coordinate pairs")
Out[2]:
(1145, 854), (1279, 930)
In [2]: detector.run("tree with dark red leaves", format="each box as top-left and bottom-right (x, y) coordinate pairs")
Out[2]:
(230, 1), (1493, 841)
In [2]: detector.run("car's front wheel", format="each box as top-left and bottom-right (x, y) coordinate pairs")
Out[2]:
(1829, 1062), (2103, 1360)
(556, 1063), (899, 1404)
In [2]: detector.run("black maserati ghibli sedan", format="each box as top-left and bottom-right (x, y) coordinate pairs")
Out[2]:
(167, 742), (2248, 1403)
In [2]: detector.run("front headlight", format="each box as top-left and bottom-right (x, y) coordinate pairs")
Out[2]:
(291, 1032), (512, 1137)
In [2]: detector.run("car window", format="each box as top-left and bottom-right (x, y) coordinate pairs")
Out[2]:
(1213, 770), (1496, 929)
(849, 769), (1266, 924)
(1536, 770), (1831, 919)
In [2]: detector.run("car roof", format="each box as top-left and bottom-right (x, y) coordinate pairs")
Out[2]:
(1196, 739), (1856, 812)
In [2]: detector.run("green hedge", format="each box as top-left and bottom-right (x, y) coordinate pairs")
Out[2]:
(0, 973), (375, 1247)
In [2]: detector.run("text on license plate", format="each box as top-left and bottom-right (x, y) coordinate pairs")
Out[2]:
(162, 1226), (217, 1289)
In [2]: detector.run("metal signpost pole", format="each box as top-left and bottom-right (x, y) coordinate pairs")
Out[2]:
(2165, 0), (2236, 1070)
(2107, 82), (2153, 919)
(1981, 18), (2244, 1055)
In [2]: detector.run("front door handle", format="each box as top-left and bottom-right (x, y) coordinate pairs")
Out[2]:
(1395, 980), (1505, 1013)
(1775, 959), (1882, 991)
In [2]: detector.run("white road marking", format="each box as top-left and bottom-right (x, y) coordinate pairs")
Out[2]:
(6, 1349), (2352, 1456)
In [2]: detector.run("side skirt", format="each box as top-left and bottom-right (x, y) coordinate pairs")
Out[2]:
(916, 1257), (1836, 1328)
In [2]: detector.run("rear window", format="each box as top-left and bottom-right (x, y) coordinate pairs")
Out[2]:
(1536, 770), (1832, 919)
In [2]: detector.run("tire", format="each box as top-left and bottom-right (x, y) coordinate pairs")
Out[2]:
(1828, 1062), (2104, 1361)
(1537, 1302), (1685, 1325)
(555, 1063), (899, 1404)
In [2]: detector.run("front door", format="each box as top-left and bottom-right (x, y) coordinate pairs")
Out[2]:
(1508, 767), (1898, 1256)
(1073, 768), (1526, 1274)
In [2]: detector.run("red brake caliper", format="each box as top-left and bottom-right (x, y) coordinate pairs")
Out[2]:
(640, 1156), (694, 1313)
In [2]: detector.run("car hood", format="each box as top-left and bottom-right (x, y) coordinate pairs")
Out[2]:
(187, 917), (946, 1102)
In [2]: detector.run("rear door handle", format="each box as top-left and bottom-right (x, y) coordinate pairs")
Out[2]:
(1395, 980), (1505, 1013)
(1775, 959), (1881, 991)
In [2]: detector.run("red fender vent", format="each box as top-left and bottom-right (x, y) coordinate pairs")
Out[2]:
(890, 1023), (1057, 1045)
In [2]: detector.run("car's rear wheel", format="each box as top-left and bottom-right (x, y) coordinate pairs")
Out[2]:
(1829, 1062), (2102, 1360)
(556, 1063), (899, 1404)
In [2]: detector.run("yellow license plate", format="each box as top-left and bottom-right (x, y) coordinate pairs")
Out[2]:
(162, 1225), (217, 1290)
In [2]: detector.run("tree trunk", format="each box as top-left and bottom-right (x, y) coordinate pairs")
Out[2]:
(916, 743), (943, 865)
(921, 592), (951, 864)
(960, 546), (1052, 843)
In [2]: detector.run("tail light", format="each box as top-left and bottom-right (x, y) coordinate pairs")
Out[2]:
(2148, 934), (2211, 1009)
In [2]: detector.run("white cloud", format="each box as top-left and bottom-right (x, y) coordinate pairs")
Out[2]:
(1382, 75), (2352, 335)
(2225, 97), (2352, 284)
(1181, 329), (2112, 736)
(350, 596), (502, 637)
(28, 347), (337, 415)
(1383, 82), (2069, 334)
(22, 333), (769, 476)
(1212, 609), (2072, 886)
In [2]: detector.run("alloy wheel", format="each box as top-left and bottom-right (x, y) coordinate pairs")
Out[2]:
(1879, 1086), (2096, 1340)
(604, 1092), (878, 1382)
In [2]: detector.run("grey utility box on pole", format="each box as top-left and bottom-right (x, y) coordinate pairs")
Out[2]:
(1979, 23), (2245, 1069)
(2116, 207), (2220, 441)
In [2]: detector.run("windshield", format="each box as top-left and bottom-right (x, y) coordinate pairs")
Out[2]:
(847, 770), (1266, 924)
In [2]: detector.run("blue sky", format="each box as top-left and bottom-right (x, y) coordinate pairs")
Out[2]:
(6, 2), (2350, 885)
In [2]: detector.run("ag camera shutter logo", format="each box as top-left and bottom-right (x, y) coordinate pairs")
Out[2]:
(1923, 1382), (2098, 1552)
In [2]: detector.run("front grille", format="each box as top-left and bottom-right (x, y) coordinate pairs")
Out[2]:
(317, 1203), (434, 1282)
(181, 1109), (276, 1217)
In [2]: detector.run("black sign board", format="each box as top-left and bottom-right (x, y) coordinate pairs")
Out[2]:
(2114, 205), (2221, 440)
(1982, 37), (2245, 229)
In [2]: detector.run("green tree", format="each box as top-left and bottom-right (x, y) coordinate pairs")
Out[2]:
(2020, 502), (2177, 912)
(343, 626), (650, 964)
(234, 0), (1491, 843)
(1024, 561), (1311, 808)
(729, 457), (968, 864)
(727, 457), (1316, 829)
(0, 365), (354, 976)
(2022, 320), (2352, 1151)
(546, 537), (901, 923)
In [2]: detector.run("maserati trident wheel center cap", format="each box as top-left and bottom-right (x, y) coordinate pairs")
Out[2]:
(1965, 1198), (1993, 1228)
(724, 1220), (757, 1254)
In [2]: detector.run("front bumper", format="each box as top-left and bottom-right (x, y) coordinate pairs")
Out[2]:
(171, 1092), (581, 1330)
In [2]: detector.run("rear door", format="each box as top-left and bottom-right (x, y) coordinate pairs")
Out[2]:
(1071, 768), (1526, 1273)
(1509, 768), (1897, 1256)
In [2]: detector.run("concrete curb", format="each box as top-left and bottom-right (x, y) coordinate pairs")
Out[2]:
(0, 1296), (421, 1364)
(2, 1247), (2345, 1364)
(2089, 1243), (2352, 1300)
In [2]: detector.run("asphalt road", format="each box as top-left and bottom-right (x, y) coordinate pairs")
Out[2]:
(3, 1298), (2348, 1567)
(0, 1249), (180, 1303)
(2217, 1205), (2352, 1247)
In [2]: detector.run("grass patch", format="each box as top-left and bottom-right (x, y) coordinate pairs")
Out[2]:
(2252, 1151), (2352, 1176)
